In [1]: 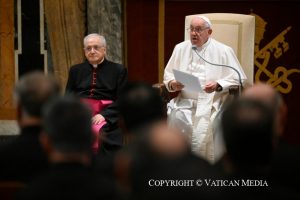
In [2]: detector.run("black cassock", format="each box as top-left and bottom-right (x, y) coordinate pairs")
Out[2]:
(66, 59), (128, 155)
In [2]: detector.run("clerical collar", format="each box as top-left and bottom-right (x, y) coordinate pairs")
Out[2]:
(91, 57), (105, 68)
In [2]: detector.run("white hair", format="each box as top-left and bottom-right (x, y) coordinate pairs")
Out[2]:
(83, 33), (106, 47)
(194, 15), (212, 28)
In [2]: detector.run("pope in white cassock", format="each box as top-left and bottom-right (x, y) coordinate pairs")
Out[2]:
(163, 15), (247, 163)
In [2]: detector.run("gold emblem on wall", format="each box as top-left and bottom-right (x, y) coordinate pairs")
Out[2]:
(252, 12), (300, 94)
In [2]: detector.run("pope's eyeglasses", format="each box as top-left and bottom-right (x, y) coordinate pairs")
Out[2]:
(187, 26), (209, 34)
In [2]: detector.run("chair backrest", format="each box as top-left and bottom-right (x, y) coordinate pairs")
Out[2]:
(185, 13), (255, 86)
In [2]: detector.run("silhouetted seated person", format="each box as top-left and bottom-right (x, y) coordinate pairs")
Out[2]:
(16, 96), (116, 200)
(0, 71), (60, 182)
(242, 82), (300, 197)
(113, 82), (217, 200)
(218, 98), (275, 199)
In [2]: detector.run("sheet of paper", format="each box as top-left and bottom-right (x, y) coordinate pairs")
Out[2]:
(173, 69), (202, 92)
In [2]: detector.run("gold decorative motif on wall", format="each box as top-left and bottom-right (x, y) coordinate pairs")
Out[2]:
(252, 12), (300, 94)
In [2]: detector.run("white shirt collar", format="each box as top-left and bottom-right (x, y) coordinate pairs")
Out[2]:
(91, 57), (105, 68)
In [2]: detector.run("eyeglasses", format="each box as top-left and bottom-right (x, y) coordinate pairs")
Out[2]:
(187, 27), (209, 34)
(84, 45), (104, 52)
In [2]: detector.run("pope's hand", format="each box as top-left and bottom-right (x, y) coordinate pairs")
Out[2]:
(204, 81), (218, 93)
(169, 80), (184, 91)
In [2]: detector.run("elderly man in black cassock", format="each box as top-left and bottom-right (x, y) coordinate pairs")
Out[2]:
(66, 33), (128, 155)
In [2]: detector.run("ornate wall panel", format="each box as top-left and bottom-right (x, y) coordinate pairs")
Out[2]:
(0, 0), (16, 120)
(88, 0), (123, 64)
(125, 0), (159, 83)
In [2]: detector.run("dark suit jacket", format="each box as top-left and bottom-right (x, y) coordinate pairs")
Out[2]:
(16, 162), (116, 200)
(0, 125), (48, 182)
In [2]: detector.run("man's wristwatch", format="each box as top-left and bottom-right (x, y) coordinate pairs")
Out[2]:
(216, 84), (223, 92)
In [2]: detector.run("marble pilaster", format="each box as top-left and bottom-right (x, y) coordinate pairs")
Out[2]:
(87, 0), (123, 64)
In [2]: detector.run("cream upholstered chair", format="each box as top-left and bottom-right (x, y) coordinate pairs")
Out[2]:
(185, 13), (255, 88)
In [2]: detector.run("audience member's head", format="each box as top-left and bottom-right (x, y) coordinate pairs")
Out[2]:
(242, 82), (287, 137)
(115, 82), (192, 197)
(117, 81), (191, 157)
(41, 96), (93, 163)
(118, 82), (165, 134)
(221, 98), (275, 171)
(14, 71), (60, 122)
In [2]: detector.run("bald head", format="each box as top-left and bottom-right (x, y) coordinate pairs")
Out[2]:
(242, 82), (287, 137)
(242, 83), (279, 109)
